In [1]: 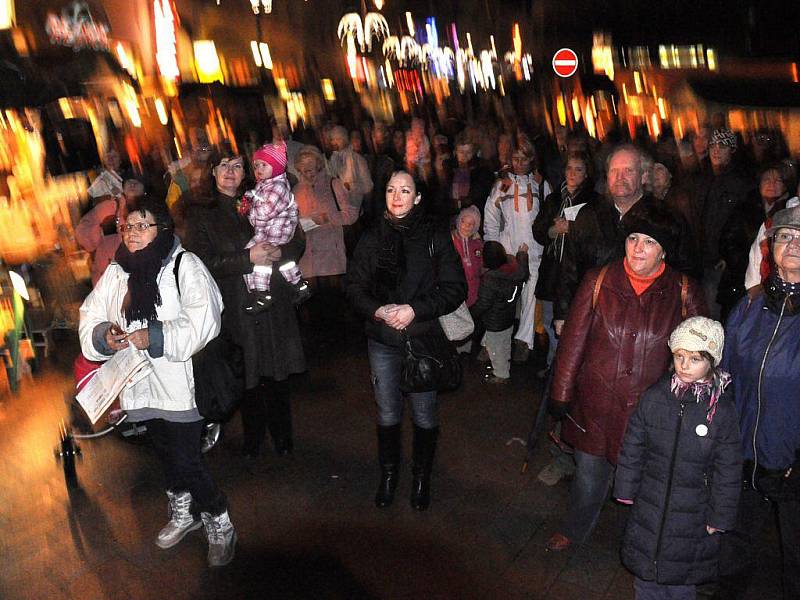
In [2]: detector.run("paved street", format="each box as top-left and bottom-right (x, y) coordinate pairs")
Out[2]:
(0, 291), (783, 599)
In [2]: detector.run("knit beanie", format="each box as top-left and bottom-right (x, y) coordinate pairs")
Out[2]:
(253, 142), (287, 177)
(710, 128), (737, 149)
(668, 317), (724, 366)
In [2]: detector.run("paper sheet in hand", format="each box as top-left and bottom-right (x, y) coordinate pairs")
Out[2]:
(76, 347), (150, 424)
(562, 203), (586, 221)
(300, 217), (319, 232)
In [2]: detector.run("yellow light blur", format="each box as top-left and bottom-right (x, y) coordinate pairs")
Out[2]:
(405, 12), (414, 36)
(707, 48), (717, 70)
(0, 0), (15, 30)
(658, 98), (667, 120)
(154, 98), (169, 125)
(374, 0), (384, 9)
(193, 40), (224, 83)
(633, 71), (642, 94)
(9, 271), (29, 301)
(556, 96), (567, 127)
(321, 78), (336, 102)
(58, 98), (74, 120)
(259, 43), (272, 70)
(650, 113), (660, 138)
(585, 104), (596, 138)
(622, 83), (628, 104)
(276, 77), (291, 101)
(676, 117), (684, 139)
(250, 41), (262, 67)
(116, 42), (135, 78)
(572, 97), (581, 122)
(154, 0), (179, 81)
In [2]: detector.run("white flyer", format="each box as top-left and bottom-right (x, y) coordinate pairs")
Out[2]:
(75, 347), (150, 424)
(299, 217), (319, 232)
(562, 202), (586, 222)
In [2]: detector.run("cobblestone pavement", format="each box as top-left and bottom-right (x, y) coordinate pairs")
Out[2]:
(0, 292), (783, 599)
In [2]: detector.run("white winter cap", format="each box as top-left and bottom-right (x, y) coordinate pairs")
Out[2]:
(668, 317), (725, 366)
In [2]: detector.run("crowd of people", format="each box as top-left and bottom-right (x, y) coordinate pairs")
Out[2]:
(73, 112), (799, 599)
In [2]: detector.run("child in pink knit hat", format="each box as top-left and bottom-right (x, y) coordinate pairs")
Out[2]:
(242, 141), (309, 313)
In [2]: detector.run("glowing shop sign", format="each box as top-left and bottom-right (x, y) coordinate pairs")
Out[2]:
(45, 1), (110, 51)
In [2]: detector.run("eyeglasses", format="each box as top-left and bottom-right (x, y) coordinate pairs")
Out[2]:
(219, 162), (244, 171)
(772, 231), (800, 245)
(119, 222), (159, 233)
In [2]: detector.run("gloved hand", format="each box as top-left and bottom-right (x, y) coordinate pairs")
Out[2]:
(548, 400), (570, 420)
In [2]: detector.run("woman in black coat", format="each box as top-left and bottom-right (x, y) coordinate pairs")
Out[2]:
(347, 170), (466, 511)
(532, 151), (598, 371)
(183, 153), (306, 458)
(614, 317), (742, 598)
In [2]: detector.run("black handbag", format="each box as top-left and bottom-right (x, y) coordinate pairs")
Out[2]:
(174, 252), (244, 421)
(399, 329), (462, 393)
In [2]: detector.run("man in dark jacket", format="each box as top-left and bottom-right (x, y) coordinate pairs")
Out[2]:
(436, 135), (495, 219)
(690, 128), (754, 319)
(554, 145), (697, 332)
(363, 122), (397, 226)
(470, 242), (529, 383)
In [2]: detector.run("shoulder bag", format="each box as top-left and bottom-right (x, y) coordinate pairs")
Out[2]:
(174, 252), (244, 421)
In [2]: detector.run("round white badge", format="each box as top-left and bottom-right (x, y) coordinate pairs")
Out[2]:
(695, 424), (708, 437)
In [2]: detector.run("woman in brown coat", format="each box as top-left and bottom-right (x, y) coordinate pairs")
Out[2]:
(545, 203), (707, 552)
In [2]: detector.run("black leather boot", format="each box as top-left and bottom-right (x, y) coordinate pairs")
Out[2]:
(410, 425), (439, 511)
(375, 424), (402, 507)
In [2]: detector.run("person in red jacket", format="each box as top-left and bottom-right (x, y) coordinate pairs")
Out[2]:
(545, 202), (708, 552)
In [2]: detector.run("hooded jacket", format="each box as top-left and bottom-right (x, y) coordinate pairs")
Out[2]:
(470, 250), (529, 331)
(614, 374), (742, 585)
(452, 205), (483, 306)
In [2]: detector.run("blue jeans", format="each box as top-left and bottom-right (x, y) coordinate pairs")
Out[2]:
(541, 300), (558, 367)
(367, 338), (438, 428)
(560, 449), (615, 542)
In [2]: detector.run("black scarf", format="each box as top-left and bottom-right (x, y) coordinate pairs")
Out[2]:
(114, 229), (176, 324)
(374, 205), (425, 302)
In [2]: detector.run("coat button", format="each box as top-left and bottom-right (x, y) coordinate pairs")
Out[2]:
(631, 332), (637, 338)
(625, 368), (632, 375)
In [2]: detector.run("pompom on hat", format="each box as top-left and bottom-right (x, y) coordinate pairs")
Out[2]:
(253, 142), (287, 178)
(668, 316), (725, 366)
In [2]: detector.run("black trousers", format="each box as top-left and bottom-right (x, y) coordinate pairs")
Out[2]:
(240, 378), (292, 455)
(717, 487), (800, 599)
(146, 419), (227, 515)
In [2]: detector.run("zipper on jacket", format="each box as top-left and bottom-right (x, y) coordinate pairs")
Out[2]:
(653, 396), (687, 578)
(752, 297), (787, 488)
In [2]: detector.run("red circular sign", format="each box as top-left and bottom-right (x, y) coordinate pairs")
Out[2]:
(552, 48), (578, 78)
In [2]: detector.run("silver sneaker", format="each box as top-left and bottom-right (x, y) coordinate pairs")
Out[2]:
(202, 510), (237, 567)
(156, 491), (202, 549)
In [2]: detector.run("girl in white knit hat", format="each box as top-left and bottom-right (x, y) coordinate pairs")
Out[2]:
(613, 317), (743, 600)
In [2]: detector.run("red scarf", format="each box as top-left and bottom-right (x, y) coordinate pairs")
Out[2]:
(624, 258), (665, 296)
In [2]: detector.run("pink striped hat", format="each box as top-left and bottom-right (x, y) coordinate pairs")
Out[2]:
(253, 142), (287, 177)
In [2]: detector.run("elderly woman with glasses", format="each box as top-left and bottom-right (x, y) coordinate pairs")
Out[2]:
(79, 196), (236, 567)
(718, 205), (800, 600)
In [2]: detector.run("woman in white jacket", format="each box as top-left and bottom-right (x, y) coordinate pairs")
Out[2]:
(78, 196), (236, 567)
(483, 134), (550, 362)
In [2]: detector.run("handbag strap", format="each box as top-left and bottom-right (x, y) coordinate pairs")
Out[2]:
(329, 177), (342, 212)
(592, 264), (610, 310)
(173, 250), (186, 297)
(680, 274), (688, 320)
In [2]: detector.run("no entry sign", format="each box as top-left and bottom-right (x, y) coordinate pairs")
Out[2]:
(552, 48), (578, 78)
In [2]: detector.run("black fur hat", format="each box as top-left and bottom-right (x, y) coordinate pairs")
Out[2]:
(621, 201), (680, 259)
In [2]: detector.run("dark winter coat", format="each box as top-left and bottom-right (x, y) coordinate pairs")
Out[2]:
(437, 157), (496, 218)
(554, 194), (698, 320)
(182, 189), (307, 388)
(692, 165), (754, 268)
(717, 193), (787, 312)
(721, 285), (800, 471)
(532, 185), (600, 301)
(470, 250), (529, 332)
(346, 209), (467, 348)
(614, 374), (742, 585)
(550, 260), (708, 463)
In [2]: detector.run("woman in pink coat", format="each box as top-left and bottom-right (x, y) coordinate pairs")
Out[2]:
(292, 146), (357, 288)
